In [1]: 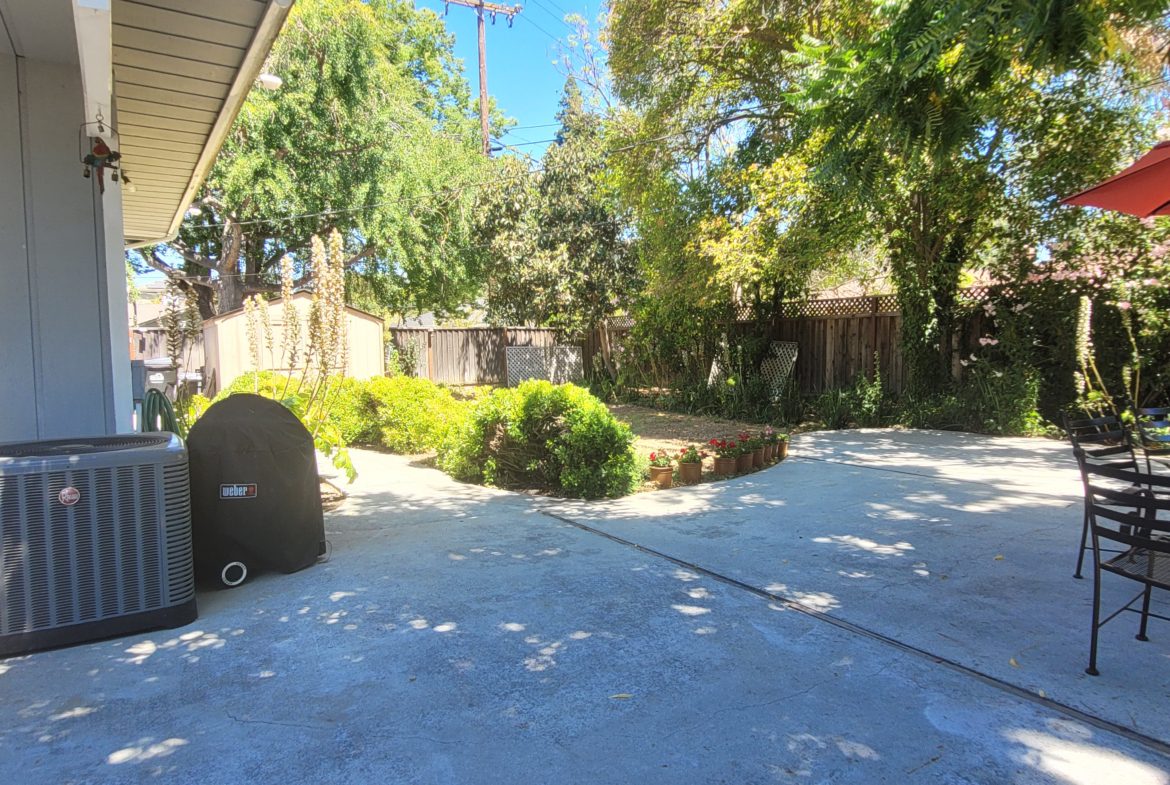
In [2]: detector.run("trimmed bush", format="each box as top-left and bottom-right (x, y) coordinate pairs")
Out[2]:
(438, 380), (638, 499)
(364, 375), (466, 453)
(326, 376), (380, 444)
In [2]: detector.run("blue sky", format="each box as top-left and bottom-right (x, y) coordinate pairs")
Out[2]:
(414, 0), (600, 158)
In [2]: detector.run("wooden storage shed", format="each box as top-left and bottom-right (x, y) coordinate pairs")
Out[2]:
(203, 292), (384, 394)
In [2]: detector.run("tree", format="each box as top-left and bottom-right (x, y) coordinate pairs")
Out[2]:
(476, 78), (640, 336)
(128, 0), (489, 319)
(606, 0), (1169, 395)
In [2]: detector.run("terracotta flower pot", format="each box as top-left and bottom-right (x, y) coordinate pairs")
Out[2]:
(776, 441), (789, 460)
(713, 456), (737, 476)
(649, 465), (673, 489)
(736, 452), (753, 473)
(752, 447), (764, 467)
(678, 461), (702, 484)
(765, 443), (776, 461)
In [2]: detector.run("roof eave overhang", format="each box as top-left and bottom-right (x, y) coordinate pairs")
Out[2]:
(123, 1), (291, 249)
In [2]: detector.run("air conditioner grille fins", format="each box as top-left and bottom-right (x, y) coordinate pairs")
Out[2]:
(0, 459), (193, 637)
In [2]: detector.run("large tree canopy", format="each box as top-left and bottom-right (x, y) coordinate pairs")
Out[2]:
(606, 0), (1169, 393)
(129, 0), (489, 319)
(474, 79), (639, 337)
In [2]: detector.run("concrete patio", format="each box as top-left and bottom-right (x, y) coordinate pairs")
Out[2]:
(2, 430), (1170, 783)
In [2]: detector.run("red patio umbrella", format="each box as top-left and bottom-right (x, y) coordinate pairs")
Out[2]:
(1060, 140), (1170, 217)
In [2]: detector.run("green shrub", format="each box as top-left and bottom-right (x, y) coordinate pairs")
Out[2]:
(216, 370), (302, 404)
(364, 375), (466, 453)
(325, 377), (380, 444)
(439, 380), (639, 499)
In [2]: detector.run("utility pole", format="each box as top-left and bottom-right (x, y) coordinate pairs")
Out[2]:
(444, 1), (521, 156)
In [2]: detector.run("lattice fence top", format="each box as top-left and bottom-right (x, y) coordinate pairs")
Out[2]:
(506, 346), (584, 387)
(601, 315), (636, 330)
(768, 295), (900, 319)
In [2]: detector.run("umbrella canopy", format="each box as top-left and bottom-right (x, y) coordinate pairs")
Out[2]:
(1060, 141), (1170, 217)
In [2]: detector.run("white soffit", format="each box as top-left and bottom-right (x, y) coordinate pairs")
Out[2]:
(114, 0), (291, 247)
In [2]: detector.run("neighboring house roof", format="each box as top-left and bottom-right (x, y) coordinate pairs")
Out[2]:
(202, 291), (385, 326)
(116, 1), (292, 247)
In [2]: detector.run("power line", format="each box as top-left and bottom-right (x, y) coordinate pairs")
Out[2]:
(496, 136), (558, 146)
(515, 13), (560, 43)
(534, 0), (571, 17)
(527, 0), (573, 31)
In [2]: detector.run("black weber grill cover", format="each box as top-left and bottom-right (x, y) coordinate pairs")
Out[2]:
(187, 394), (325, 583)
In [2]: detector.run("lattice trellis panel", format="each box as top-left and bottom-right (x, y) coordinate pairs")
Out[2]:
(760, 341), (799, 400)
(506, 346), (585, 387)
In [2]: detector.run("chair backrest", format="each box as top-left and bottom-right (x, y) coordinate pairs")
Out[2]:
(1134, 406), (1170, 453)
(1063, 413), (1138, 471)
(1078, 455), (1170, 553)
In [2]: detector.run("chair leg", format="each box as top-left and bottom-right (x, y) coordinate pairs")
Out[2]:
(1137, 584), (1153, 642)
(1074, 507), (1090, 579)
(1086, 563), (1102, 676)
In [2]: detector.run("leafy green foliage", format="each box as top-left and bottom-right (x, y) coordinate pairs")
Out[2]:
(438, 381), (639, 499)
(362, 376), (467, 453)
(132, 0), (490, 320)
(475, 79), (640, 336)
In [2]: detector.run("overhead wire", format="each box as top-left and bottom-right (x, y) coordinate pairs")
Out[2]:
(515, 13), (561, 44)
(527, 0), (574, 32)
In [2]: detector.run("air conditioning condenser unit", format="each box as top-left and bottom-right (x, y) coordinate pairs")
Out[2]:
(0, 434), (197, 656)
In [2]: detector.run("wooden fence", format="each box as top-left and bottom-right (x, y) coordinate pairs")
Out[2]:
(587, 292), (1004, 396)
(389, 327), (558, 385)
(388, 291), (998, 392)
(773, 295), (905, 394)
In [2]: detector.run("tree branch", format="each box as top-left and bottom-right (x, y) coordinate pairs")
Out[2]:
(147, 248), (215, 288)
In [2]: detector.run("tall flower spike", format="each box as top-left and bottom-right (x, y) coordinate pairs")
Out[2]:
(280, 254), (300, 371)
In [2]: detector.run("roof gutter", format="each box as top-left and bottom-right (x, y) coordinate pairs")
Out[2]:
(124, 0), (293, 250)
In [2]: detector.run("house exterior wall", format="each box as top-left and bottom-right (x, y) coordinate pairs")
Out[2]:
(203, 294), (386, 394)
(0, 53), (130, 442)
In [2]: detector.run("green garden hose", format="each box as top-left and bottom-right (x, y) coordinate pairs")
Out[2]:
(142, 389), (180, 434)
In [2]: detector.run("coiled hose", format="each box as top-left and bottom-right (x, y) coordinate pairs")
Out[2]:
(142, 389), (180, 434)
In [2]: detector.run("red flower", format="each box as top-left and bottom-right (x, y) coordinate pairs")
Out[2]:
(649, 452), (657, 461)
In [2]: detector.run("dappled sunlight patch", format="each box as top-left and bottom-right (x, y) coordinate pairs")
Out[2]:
(408, 618), (429, 630)
(693, 626), (717, 635)
(835, 738), (880, 761)
(433, 622), (457, 633)
(764, 583), (842, 612)
(686, 586), (711, 599)
(812, 534), (914, 556)
(329, 591), (357, 602)
(1006, 728), (1169, 785)
(671, 604), (711, 616)
(524, 640), (564, 672)
(569, 630), (591, 640)
(673, 569), (701, 582)
(106, 737), (188, 765)
(120, 641), (157, 665)
(499, 622), (526, 632)
(49, 706), (97, 721)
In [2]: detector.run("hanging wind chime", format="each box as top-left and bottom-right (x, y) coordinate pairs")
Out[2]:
(79, 112), (131, 194)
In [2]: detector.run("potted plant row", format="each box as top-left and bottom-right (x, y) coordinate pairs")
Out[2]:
(645, 429), (789, 489)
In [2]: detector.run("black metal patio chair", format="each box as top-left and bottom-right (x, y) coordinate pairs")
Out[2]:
(1079, 456), (1170, 676)
(1133, 406), (1170, 475)
(1063, 413), (1143, 579)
